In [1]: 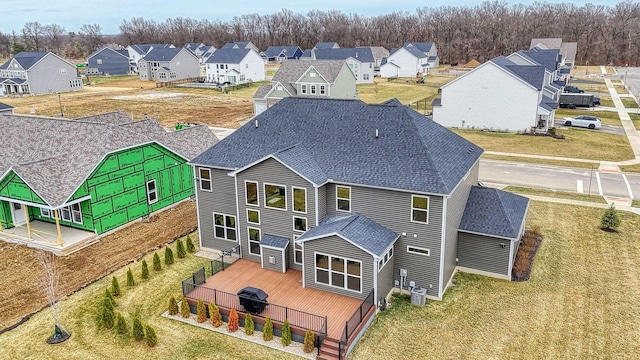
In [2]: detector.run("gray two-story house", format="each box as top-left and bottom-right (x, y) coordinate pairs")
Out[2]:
(190, 98), (529, 304)
(252, 60), (357, 115)
(0, 52), (82, 95)
(86, 47), (131, 76)
(138, 48), (200, 82)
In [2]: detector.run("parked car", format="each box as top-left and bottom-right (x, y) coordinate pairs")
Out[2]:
(592, 96), (601, 106)
(563, 115), (602, 129)
(564, 85), (585, 93)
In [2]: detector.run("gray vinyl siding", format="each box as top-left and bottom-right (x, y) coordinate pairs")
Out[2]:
(303, 235), (373, 300)
(329, 64), (357, 98)
(261, 247), (286, 272)
(196, 167), (239, 251)
(377, 255), (394, 300)
(236, 158), (315, 270)
(325, 183), (443, 299)
(28, 55), (82, 94)
(443, 161), (479, 289)
(458, 232), (511, 276)
(167, 50), (200, 81)
(268, 83), (290, 98)
(316, 186), (326, 227)
(87, 49), (129, 75)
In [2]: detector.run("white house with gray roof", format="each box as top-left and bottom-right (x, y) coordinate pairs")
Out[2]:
(0, 52), (82, 95)
(205, 48), (265, 84)
(301, 48), (375, 84)
(380, 42), (439, 78)
(138, 47), (200, 82)
(252, 60), (357, 115)
(190, 97), (529, 305)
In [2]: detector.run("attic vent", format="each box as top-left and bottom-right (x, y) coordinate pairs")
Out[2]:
(466, 147), (474, 154)
(375, 129), (379, 138)
(310, 72), (316, 77)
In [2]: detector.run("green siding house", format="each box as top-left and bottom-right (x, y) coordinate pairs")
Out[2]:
(0, 111), (217, 252)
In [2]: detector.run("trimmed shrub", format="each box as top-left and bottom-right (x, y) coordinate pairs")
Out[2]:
(209, 302), (222, 327)
(145, 325), (157, 347)
(111, 276), (121, 297)
(244, 313), (254, 335)
(303, 329), (315, 353)
(168, 296), (179, 316)
(601, 205), (621, 231)
(180, 297), (191, 318)
(281, 319), (292, 346)
(186, 236), (196, 253)
(141, 260), (149, 280)
(165, 247), (174, 265)
(102, 304), (114, 329)
(262, 317), (273, 341)
(152, 253), (162, 271)
(115, 313), (128, 335)
(196, 299), (207, 323)
(133, 317), (145, 341)
(227, 308), (239, 332)
(126, 268), (135, 287)
(176, 239), (186, 258)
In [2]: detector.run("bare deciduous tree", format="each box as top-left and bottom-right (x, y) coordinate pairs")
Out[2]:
(35, 251), (70, 343)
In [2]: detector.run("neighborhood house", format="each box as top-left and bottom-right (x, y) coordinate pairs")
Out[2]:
(0, 52), (83, 95)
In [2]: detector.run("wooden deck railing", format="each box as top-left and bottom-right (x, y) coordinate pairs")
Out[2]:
(338, 289), (376, 359)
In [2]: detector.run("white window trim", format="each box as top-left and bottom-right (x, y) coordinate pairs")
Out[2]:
(410, 194), (430, 224)
(246, 208), (260, 225)
(245, 180), (260, 206)
(378, 247), (393, 272)
(61, 207), (72, 222)
(294, 235), (302, 265)
(314, 251), (362, 293)
(40, 208), (51, 218)
(336, 185), (351, 213)
(293, 216), (307, 233)
(301, 84), (307, 94)
(248, 226), (261, 255)
(198, 167), (212, 192)
(71, 203), (83, 224)
(213, 213), (237, 242)
(292, 186), (307, 214)
(264, 182), (287, 211)
(146, 180), (158, 204)
(407, 245), (430, 257)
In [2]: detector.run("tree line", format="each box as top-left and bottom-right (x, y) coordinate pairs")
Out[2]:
(1, 0), (639, 65)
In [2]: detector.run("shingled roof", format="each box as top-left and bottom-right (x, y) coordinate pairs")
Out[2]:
(491, 57), (546, 90)
(205, 48), (251, 64)
(0, 52), (48, 70)
(313, 48), (375, 62)
(0, 112), (217, 208)
(266, 60), (347, 96)
(142, 48), (183, 62)
(459, 186), (529, 240)
(263, 46), (301, 58)
(191, 97), (483, 195)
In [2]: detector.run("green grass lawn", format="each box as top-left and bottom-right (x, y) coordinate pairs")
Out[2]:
(622, 97), (638, 109)
(629, 113), (640, 130)
(156, 81), (268, 99)
(453, 129), (633, 161)
(620, 163), (640, 173)
(357, 76), (453, 105)
(482, 154), (599, 170)
(87, 75), (140, 85)
(614, 85), (629, 94)
(554, 109), (622, 126)
(598, 97), (615, 107)
(503, 186), (607, 203)
(350, 201), (640, 359)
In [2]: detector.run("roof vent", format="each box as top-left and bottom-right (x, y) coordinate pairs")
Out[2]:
(375, 129), (379, 138)
(255, 120), (259, 128)
(466, 147), (474, 154)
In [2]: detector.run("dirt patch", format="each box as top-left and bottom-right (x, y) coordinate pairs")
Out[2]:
(511, 231), (544, 282)
(0, 201), (198, 331)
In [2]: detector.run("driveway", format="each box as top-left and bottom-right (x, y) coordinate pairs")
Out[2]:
(553, 119), (625, 136)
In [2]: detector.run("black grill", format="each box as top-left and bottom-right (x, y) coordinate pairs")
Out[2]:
(237, 286), (268, 314)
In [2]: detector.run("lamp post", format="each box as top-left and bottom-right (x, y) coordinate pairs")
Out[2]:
(57, 92), (63, 117)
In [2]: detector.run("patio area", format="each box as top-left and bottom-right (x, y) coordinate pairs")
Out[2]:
(186, 259), (364, 339)
(0, 220), (97, 255)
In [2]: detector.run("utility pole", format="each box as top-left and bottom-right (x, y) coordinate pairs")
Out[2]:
(57, 92), (63, 117)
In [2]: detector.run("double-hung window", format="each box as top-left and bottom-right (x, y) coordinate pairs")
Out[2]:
(198, 168), (212, 191)
(294, 235), (302, 265)
(411, 195), (429, 223)
(248, 227), (261, 255)
(336, 186), (351, 212)
(292, 187), (306, 213)
(246, 181), (259, 206)
(146, 180), (158, 204)
(293, 216), (307, 232)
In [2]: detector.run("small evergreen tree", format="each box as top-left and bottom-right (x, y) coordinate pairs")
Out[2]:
(227, 308), (239, 332)
(262, 317), (273, 341)
(303, 329), (315, 353)
(141, 260), (149, 280)
(244, 313), (254, 335)
(176, 239), (186, 258)
(168, 296), (179, 315)
(601, 205), (621, 231)
(152, 253), (162, 271)
(281, 319), (292, 346)
(111, 276), (121, 297)
(133, 317), (145, 341)
(180, 297), (191, 318)
(126, 268), (135, 287)
(102, 296), (114, 312)
(115, 313), (128, 335)
(196, 298), (207, 323)
(145, 325), (157, 347)
(104, 288), (115, 307)
(186, 236), (196, 253)
(165, 247), (174, 265)
(102, 304), (114, 329)
(209, 302), (222, 327)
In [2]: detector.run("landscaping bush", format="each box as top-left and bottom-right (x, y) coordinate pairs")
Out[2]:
(145, 325), (157, 347)
(196, 298), (207, 323)
(111, 276), (121, 297)
(227, 308), (239, 332)
(209, 302), (222, 327)
(263, 317), (273, 341)
(168, 296), (178, 316)
(132, 318), (145, 341)
(165, 247), (174, 265)
(186, 236), (196, 253)
(303, 329), (315, 353)
(529, 224), (541, 237)
(102, 296), (114, 312)
(180, 297), (191, 318)
(141, 260), (149, 280)
(152, 253), (162, 271)
(176, 239), (186, 258)
(102, 304), (114, 329)
(126, 268), (135, 287)
(104, 288), (115, 307)
(115, 313), (128, 335)
(281, 319), (292, 346)
(244, 313), (254, 335)
(601, 205), (621, 231)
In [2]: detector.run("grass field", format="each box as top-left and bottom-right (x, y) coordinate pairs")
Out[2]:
(622, 97), (638, 109)
(614, 85), (629, 94)
(620, 163), (640, 173)
(357, 76), (453, 106)
(453, 129), (634, 161)
(482, 154), (599, 170)
(554, 109), (622, 126)
(503, 186), (607, 203)
(629, 113), (640, 130)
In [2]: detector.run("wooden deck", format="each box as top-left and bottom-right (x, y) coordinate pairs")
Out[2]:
(187, 259), (363, 339)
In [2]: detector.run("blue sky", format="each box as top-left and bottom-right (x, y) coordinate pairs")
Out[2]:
(0, 0), (622, 35)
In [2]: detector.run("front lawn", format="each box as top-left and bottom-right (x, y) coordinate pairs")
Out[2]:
(554, 109), (621, 126)
(357, 76), (453, 105)
(482, 154), (599, 170)
(503, 186), (607, 203)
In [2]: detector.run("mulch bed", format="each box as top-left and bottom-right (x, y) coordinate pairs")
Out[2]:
(511, 231), (544, 282)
